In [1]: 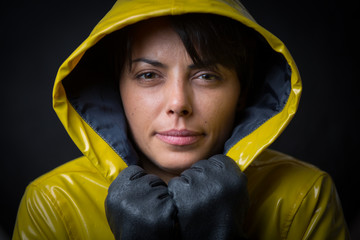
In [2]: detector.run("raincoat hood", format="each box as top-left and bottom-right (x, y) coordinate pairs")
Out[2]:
(53, 0), (301, 182)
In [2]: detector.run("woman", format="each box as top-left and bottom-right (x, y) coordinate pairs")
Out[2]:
(13, 0), (349, 239)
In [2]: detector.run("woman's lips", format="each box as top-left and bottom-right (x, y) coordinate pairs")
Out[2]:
(155, 129), (204, 146)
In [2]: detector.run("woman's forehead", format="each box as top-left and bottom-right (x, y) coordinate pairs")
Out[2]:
(129, 18), (188, 60)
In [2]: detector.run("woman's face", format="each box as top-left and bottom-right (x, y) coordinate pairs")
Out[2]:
(120, 18), (241, 176)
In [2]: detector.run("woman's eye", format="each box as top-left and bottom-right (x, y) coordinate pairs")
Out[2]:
(134, 71), (163, 86)
(198, 73), (221, 81)
(137, 72), (159, 79)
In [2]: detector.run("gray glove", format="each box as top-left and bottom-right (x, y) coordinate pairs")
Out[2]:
(168, 155), (249, 240)
(105, 165), (177, 240)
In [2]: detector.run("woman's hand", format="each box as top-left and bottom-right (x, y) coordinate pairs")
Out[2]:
(168, 155), (249, 240)
(105, 165), (177, 240)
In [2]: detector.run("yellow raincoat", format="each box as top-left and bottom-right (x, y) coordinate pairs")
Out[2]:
(13, 0), (349, 239)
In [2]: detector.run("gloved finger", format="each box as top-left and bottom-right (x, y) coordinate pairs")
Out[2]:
(118, 165), (147, 181)
(178, 157), (225, 183)
(128, 173), (171, 201)
(210, 155), (242, 170)
(207, 155), (244, 178)
(208, 156), (248, 192)
(118, 166), (168, 187)
(177, 159), (207, 182)
(174, 156), (231, 185)
(107, 165), (145, 193)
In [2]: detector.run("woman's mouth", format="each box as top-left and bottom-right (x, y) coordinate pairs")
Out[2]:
(155, 129), (204, 146)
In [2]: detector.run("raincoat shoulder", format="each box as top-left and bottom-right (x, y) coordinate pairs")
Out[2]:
(13, 156), (114, 240)
(244, 149), (350, 239)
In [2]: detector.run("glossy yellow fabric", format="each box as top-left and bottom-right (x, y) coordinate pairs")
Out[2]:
(13, 150), (349, 239)
(13, 0), (349, 239)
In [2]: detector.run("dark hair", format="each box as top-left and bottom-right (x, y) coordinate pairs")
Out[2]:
(170, 14), (256, 98)
(114, 13), (257, 100)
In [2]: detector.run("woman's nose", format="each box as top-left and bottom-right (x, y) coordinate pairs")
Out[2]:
(166, 83), (192, 117)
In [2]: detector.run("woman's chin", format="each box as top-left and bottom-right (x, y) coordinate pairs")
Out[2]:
(140, 148), (217, 181)
(156, 155), (204, 174)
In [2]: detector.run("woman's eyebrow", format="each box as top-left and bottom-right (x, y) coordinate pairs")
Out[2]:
(188, 63), (219, 71)
(132, 58), (167, 68)
(131, 58), (219, 71)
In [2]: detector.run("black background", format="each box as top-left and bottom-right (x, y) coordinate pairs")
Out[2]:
(1, 0), (359, 238)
